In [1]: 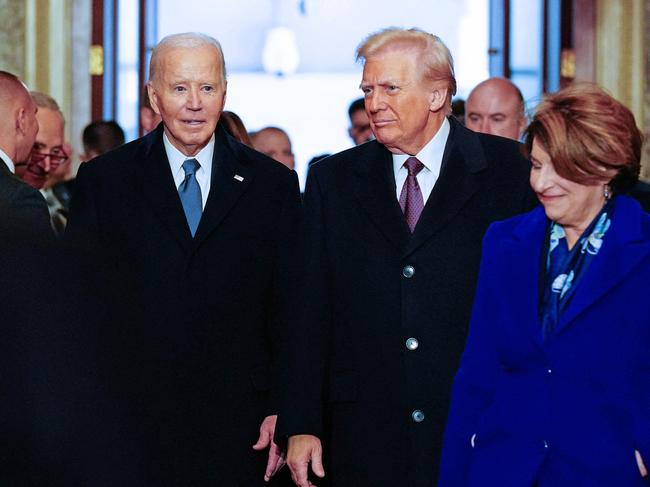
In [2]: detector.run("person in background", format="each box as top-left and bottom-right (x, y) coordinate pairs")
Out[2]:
(66, 32), (300, 486)
(16, 92), (68, 235)
(140, 84), (162, 134)
(451, 98), (465, 125)
(465, 77), (527, 141)
(277, 28), (536, 487)
(347, 97), (373, 145)
(252, 126), (295, 170)
(0, 71), (51, 238)
(220, 110), (253, 146)
(440, 83), (649, 487)
(82, 120), (126, 160)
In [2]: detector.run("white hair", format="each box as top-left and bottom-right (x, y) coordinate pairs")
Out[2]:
(149, 32), (226, 83)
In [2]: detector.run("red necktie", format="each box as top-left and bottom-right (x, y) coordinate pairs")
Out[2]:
(399, 157), (425, 232)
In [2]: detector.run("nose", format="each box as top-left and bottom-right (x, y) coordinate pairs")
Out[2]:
(479, 119), (490, 134)
(186, 87), (202, 111)
(366, 91), (385, 114)
(39, 155), (52, 173)
(530, 164), (551, 193)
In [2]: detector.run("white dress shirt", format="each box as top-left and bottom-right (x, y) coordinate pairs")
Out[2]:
(0, 147), (16, 173)
(164, 133), (214, 210)
(392, 117), (450, 204)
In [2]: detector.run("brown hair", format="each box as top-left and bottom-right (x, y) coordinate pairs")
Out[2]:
(356, 28), (456, 109)
(524, 83), (642, 194)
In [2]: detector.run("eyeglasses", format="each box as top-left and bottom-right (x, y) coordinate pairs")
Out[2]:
(30, 149), (69, 166)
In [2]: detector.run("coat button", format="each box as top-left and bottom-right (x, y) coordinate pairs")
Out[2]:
(402, 265), (415, 278)
(543, 440), (549, 449)
(406, 337), (419, 350)
(547, 368), (552, 375)
(411, 409), (425, 423)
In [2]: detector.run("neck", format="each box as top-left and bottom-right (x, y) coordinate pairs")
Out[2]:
(386, 114), (445, 155)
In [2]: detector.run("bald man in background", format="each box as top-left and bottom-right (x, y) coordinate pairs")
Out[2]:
(0, 71), (51, 237)
(252, 126), (296, 170)
(465, 77), (527, 141)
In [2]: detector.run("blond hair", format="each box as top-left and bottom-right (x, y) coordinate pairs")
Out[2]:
(356, 28), (456, 107)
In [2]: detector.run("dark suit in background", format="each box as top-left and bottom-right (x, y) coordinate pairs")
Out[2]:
(66, 124), (301, 485)
(278, 117), (536, 486)
(0, 159), (51, 237)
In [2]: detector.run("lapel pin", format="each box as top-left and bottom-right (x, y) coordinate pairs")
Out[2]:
(234, 174), (244, 182)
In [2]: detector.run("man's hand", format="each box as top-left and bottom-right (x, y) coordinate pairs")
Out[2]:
(636, 450), (647, 477)
(252, 415), (285, 482)
(287, 434), (325, 487)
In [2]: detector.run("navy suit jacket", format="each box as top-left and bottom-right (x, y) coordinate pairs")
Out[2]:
(439, 195), (650, 487)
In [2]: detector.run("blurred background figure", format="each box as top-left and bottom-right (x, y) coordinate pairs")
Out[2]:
(16, 92), (68, 236)
(451, 98), (466, 125)
(220, 110), (253, 146)
(347, 97), (373, 145)
(82, 120), (126, 161)
(465, 77), (527, 140)
(251, 126), (295, 169)
(50, 119), (126, 215)
(440, 83), (649, 487)
(17, 92), (68, 191)
(140, 85), (162, 134)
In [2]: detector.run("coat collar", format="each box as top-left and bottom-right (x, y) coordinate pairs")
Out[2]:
(506, 196), (650, 340)
(352, 117), (487, 256)
(135, 124), (255, 253)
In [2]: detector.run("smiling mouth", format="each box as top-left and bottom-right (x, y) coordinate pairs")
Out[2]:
(182, 120), (206, 126)
(537, 193), (564, 202)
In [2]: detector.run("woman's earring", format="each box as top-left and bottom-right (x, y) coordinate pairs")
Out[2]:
(603, 185), (611, 200)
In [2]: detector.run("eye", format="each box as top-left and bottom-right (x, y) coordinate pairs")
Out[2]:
(202, 85), (214, 93)
(386, 85), (399, 93)
(492, 115), (505, 122)
(174, 86), (186, 93)
(361, 87), (372, 96)
(467, 114), (480, 123)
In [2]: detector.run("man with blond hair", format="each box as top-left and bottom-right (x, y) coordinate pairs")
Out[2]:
(465, 77), (527, 141)
(66, 32), (301, 485)
(277, 28), (535, 486)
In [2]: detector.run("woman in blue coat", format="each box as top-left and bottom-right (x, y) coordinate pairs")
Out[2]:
(439, 83), (649, 487)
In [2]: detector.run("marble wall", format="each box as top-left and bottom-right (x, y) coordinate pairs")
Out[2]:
(0, 0), (26, 77)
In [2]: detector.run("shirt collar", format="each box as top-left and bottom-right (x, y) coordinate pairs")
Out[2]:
(163, 132), (215, 175)
(0, 147), (16, 173)
(392, 117), (450, 172)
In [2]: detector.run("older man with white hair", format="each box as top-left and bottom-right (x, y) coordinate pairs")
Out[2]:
(66, 32), (301, 486)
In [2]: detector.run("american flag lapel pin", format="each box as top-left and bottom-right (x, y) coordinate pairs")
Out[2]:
(234, 174), (244, 182)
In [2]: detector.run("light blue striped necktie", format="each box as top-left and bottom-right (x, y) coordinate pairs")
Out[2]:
(178, 158), (202, 236)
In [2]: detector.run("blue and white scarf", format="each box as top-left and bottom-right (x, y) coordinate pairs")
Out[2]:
(540, 198), (614, 340)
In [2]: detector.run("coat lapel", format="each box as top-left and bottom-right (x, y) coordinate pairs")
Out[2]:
(352, 142), (411, 253)
(136, 127), (193, 253)
(556, 196), (650, 333)
(192, 127), (254, 247)
(504, 207), (548, 345)
(405, 118), (484, 257)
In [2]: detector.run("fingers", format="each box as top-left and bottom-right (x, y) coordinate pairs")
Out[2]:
(252, 427), (271, 450)
(264, 442), (286, 482)
(289, 460), (313, 487)
(636, 450), (648, 477)
(310, 446), (325, 478)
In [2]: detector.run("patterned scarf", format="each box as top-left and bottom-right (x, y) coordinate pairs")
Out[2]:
(540, 198), (615, 340)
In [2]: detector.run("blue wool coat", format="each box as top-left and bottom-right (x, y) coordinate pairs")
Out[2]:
(439, 196), (650, 487)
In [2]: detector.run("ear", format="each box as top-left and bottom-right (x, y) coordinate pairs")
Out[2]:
(429, 87), (448, 113)
(15, 107), (27, 136)
(147, 83), (162, 116)
(220, 81), (228, 112)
